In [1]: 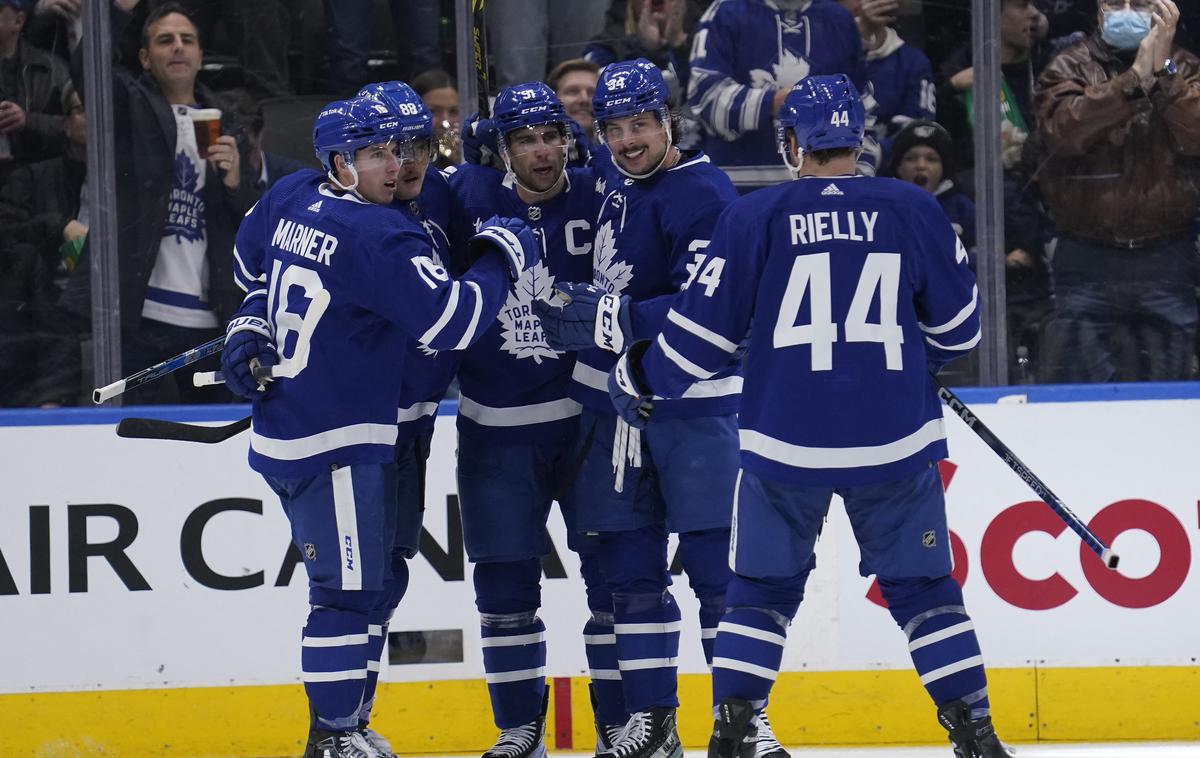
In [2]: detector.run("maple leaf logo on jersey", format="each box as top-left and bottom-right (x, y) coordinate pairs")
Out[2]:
(595, 176), (607, 196)
(165, 151), (206, 244)
(749, 49), (811, 92)
(499, 261), (561, 363)
(592, 220), (633, 296)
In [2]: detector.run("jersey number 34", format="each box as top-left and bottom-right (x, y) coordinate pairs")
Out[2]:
(773, 252), (903, 371)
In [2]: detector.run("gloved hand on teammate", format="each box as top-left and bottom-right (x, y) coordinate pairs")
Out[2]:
(533, 281), (632, 353)
(221, 314), (278, 399)
(470, 215), (542, 281)
(608, 340), (654, 429)
(462, 112), (502, 169)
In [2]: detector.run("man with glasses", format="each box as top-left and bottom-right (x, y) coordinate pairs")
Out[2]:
(1035, 0), (1200, 383)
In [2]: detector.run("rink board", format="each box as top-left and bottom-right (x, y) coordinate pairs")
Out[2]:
(1, 384), (1198, 755)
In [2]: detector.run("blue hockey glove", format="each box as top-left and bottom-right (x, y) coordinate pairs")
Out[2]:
(608, 340), (654, 429)
(470, 215), (542, 281)
(220, 315), (278, 399)
(462, 111), (502, 169)
(532, 282), (632, 353)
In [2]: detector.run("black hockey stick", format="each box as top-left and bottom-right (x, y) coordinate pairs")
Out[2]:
(116, 415), (251, 444)
(934, 377), (1119, 570)
(93, 336), (224, 404)
(115, 364), (272, 444)
(472, 0), (491, 117)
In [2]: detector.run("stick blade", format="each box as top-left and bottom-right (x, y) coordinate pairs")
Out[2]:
(116, 416), (251, 444)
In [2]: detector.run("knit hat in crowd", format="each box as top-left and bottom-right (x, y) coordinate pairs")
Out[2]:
(885, 120), (955, 179)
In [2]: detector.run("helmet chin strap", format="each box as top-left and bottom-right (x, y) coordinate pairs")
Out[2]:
(501, 142), (569, 200)
(328, 152), (361, 192)
(780, 131), (804, 178)
(612, 116), (675, 181)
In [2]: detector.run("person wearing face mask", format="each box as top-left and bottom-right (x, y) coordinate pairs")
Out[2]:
(1035, 0), (1200, 383)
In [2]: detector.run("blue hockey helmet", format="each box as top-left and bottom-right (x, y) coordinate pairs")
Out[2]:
(357, 80), (434, 140)
(630, 58), (670, 105)
(592, 60), (668, 128)
(777, 74), (865, 160)
(312, 96), (407, 178)
(493, 81), (569, 136)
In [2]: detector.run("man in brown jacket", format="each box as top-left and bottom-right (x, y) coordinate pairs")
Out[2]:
(1035, 0), (1199, 383)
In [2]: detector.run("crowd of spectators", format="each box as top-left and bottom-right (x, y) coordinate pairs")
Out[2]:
(1, 0), (1198, 407)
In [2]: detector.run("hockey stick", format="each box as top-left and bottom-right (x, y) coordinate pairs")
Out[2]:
(934, 377), (1119, 570)
(116, 415), (251, 444)
(93, 335), (224, 404)
(115, 364), (273, 444)
(472, 0), (490, 117)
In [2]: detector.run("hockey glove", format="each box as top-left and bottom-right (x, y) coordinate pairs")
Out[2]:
(470, 215), (542, 281)
(462, 112), (502, 170)
(532, 282), (632, 353)
(220, 315), (278, 399)
(608, 340), (654, 429)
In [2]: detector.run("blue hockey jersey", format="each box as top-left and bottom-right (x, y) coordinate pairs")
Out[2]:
(232, 170), (511, 477)
(687, 0), (880, 189)
(571, 151), (741, 419)
(394, 166), (461, 441)
(866, 28), (936, 139)
(638, 174), (980, 485)
(446, 164), (598, 443)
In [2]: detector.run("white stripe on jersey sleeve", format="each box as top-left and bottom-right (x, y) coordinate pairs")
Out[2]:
(925, 328), (982, 352)
(419, 280), (461, 346)
(742, 86), (768, 132)
(242, 288), (267, 305)
(920, 286), (978, 334)
(232, 245), (264, 290)
(666, 309), (739, 353)
(656, 334), (717, 380)
(452, 280), (485, 350)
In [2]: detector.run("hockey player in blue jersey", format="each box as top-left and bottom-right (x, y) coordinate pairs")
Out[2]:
(219, 94), (541, 758)
(606, 75), (1009, 758)
(687, 0), (881, 191)
(442, 82), (627, 758)
(532, 62), (790, 758)
(352, 79), (462, 758)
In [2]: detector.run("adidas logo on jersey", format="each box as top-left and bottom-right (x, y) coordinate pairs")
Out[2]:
(306, 200), (323, 213)
(821, 184), (843, 196)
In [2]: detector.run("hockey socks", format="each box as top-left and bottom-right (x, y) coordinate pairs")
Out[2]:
(302, 602), (373, 730)
(481, 612), (548, 728)
(711, 607), (788, 709)
(879, 575), (990, 717)
(677, 528), (733, 668)
(613, 590), (682, 712)
(585, 612), (629, 726)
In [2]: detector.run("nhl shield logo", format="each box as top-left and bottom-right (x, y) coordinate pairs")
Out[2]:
(922, 531), (937, 548)
(304, 543), (317, 560)
(528, 206), (542, 221)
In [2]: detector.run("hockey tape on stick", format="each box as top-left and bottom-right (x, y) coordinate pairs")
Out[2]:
(472, 0), (490, 117)
(934, 376), (1119, 570)
(115, 415), (251, 444)
(192, 363), (276, 388)
(93, 335), (225, 404)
